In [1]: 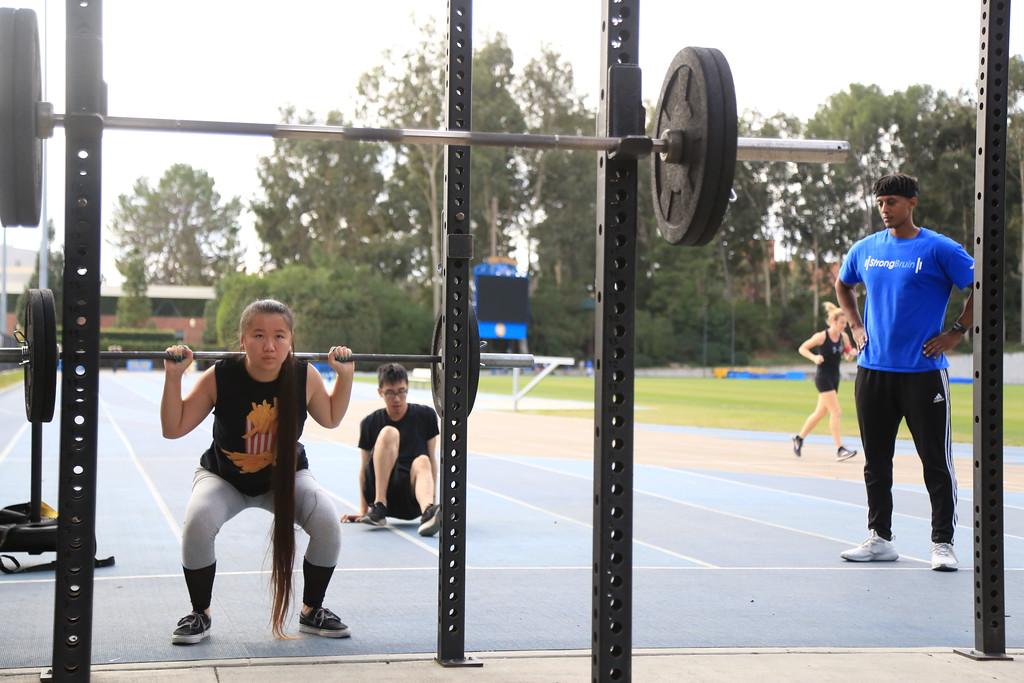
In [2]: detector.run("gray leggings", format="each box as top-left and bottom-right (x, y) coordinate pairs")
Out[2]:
(182, 468), (341, 569)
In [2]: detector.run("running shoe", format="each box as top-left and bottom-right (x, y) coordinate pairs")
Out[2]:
(360, 501), (388, 527)
(171, 611), (211, 645)
(299, 606), (351, 638)
(930, 542), (958, 572)
(840, 531), (898, 562)
(418, 503), (441, 537)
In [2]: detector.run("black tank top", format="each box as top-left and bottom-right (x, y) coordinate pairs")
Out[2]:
(816, 327), (844, 377)
(199, 356), (309, 496)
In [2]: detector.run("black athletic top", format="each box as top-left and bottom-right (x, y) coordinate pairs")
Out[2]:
(815, 327), (845, 381)
(358, 403), (439, 469)
(199, 356), (309, 496)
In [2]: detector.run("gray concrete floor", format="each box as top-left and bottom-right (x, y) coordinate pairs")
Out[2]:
(1, 649), (1023, 683)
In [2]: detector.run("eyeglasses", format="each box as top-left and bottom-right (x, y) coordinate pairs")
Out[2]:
(383, 388), (408, 398)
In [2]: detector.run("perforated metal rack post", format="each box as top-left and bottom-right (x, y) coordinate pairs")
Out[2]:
(49, 0), (104, 680)
(436, 0), (479, 668)
(956, 0), (1012, 662)
(592, 2), (639, 681)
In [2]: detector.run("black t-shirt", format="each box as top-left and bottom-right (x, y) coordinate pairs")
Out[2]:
(358, 403), (439, 468)
(199, 356), (309, 496)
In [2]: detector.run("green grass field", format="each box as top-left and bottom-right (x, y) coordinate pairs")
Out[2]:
(470, 373), (1024, 446)
(0, 369), (21, 391)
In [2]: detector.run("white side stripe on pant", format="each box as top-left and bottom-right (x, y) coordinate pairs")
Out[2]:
(941, 369), (957, 530)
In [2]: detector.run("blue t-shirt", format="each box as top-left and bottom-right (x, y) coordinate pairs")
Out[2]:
(838, 227), (973, 372)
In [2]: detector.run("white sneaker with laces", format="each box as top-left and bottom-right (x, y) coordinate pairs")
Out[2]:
(840, 530), (898, 562)
(930, 542), (958, 572)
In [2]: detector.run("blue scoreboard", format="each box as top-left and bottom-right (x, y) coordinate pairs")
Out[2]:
(472, 261), (529, 340)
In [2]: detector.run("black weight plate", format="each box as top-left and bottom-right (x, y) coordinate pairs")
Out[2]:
(11, 9), (42, 227)
(700, 48), (738, 246)
(467, 306), (480, 416)
(431, 314), (444, 416)
(651, 47), (737, 246)
(23, 289), (43, 421)
(430, 308), (480, 418)
(38, 288), (57, 422)
(0, 8), (16, 226)
(23, 288), (57, 422)
(0, 8), (41, 227)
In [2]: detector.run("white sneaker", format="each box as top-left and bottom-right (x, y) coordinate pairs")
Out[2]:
(840, 530), (898, 562)
(930, 542), (958, 572)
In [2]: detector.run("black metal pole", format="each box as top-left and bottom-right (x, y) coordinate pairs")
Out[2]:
(49, 0), (104, 680)
(955, 0), (1012, 662)
(30, 421), (42, 523)
(436, 0), (480, 668)
(593, 2), (640, 681)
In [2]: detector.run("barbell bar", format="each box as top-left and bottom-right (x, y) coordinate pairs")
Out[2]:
(0, 9), (849, 245)
(15, 289), (528, 424)
(38, 110), (850, 165)
(0, 347), (534, 368)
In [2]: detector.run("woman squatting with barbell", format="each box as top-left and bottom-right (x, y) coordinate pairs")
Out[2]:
(159, 299), (355, 644)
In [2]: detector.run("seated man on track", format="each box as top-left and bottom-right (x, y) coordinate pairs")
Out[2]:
(341, 363), (441, 537)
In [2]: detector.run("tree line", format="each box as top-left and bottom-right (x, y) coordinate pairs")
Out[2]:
(56, 23), (1021, 365)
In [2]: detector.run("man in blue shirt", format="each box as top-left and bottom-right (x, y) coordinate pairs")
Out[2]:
(835, 173), (974, 572)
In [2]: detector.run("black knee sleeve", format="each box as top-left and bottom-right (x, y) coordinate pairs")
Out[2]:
(302, 559), (335, 610)
(183, 562), (216, 613)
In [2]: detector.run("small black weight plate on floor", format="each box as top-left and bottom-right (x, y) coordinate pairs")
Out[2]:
(650, 46), (737, 246)
(0, 8), (42, 227)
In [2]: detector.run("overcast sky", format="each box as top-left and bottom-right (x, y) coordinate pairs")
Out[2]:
(2, 0), (1022, 283)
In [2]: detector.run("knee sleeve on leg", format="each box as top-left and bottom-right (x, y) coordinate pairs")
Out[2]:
(183, 562), (216, 613)
(301, 559), (335, 610)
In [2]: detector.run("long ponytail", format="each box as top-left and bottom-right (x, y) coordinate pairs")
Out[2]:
(269, 350), (298, 638)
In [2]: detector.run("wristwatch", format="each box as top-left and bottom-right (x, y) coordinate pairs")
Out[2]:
(951, 321), (968, 335)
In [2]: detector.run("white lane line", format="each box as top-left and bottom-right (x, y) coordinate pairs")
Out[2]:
(485, 452), (1023, 544)
(4, 564), (1016, 586)
(0, 421), (30, 466)
(656, 467), (1024, 542)
(475, 453), (931, 565)
(99, 397), (181, 543)
(320, 487), (439, 557)
(902, 486), (1024, 512)
(470, 482), (717, 567)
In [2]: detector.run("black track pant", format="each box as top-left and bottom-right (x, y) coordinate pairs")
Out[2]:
(853, 367), (958, 544)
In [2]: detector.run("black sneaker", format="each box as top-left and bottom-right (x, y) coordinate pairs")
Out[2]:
(792, 435), (804, 457)
(171, 611), (211, 645)
(299, 606), (351, 638)
(360, 501), (388, 527)
(837, 445), (858, 461)
(418, 503), (441, 537)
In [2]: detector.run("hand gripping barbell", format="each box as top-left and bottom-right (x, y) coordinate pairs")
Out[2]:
(8, 289), (533, 423)
(0, 8), (849, 246)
